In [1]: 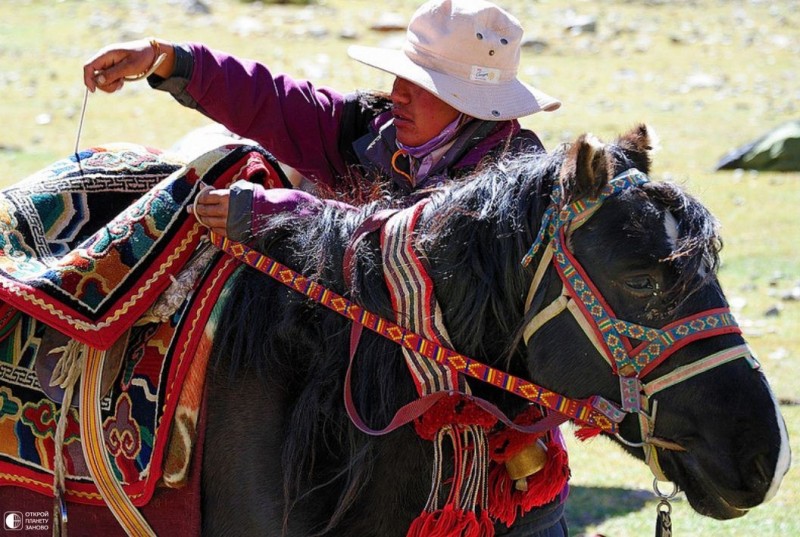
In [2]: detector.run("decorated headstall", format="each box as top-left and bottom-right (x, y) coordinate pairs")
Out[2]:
(520, 168), (758, 480)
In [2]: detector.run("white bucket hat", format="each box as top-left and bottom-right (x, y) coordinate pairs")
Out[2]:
(348, 0), (561, 121)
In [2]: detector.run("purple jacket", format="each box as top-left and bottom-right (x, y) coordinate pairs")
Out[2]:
(152, 44), (545, 193)
(151, 44), (547, 240)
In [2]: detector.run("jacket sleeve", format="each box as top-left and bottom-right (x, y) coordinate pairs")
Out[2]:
(152, 43), (350, 188)
(226, 181), (356, 243)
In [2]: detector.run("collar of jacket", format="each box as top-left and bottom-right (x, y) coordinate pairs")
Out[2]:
(352, 112), (520, 194)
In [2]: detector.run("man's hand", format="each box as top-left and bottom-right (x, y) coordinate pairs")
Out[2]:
(189, 187), (231, 237)
(83, 39), (175, 93)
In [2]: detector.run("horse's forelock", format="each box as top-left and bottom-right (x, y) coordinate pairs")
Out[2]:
(644, 181), (722, 305)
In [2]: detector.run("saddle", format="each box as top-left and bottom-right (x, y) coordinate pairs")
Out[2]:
(0, 142), (288, 533)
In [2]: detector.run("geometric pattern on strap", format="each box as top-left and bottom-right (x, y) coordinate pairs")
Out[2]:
(211, 233), (623, 433)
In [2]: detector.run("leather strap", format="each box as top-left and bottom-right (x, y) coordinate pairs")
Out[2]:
(342, 208), (399, 290)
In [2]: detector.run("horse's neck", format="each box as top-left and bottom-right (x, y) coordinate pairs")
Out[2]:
(415, 173), (552, 361)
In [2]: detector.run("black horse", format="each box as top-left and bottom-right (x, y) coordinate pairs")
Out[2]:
(200, 125), (790, 535)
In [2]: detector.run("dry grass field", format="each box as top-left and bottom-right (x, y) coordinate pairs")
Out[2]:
(1, 1), (798, 535)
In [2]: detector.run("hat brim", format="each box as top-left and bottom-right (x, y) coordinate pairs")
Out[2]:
(348, 45), (560, 121)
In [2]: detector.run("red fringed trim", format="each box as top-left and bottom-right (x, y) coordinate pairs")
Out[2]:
(414, 394), (498, 440)
(406, 512), (427, 537)
(574, 425), (603, 441)
(488, 406), (546, 463)
(406, 507), (494, 537)
(487, 440), (570, 527)
(478, 509), (494, 536)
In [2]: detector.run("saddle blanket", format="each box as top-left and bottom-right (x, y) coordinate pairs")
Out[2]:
(0, 142), (287, 510)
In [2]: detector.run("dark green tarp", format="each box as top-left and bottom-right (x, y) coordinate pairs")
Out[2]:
(716, 120), (800, 171)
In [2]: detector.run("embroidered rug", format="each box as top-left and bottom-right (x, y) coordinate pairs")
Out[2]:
(0, 142), (288, 508)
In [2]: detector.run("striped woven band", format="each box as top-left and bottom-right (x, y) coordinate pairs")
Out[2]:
(381, 202), (462, 395)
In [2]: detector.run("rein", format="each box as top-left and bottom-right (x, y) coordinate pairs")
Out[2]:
(208, 232), (622, 433)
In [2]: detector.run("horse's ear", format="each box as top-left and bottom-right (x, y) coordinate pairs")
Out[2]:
(560, 133), (611, 203)
(616, 123), (656, 174)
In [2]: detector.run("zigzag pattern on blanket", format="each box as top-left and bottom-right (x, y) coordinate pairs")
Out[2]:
(0, 143), (190, 346)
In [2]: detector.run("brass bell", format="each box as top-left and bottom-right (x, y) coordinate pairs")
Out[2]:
(504, 439), (548, 491)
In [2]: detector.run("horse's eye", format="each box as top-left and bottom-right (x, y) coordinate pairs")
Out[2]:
(626, 275), (657, 294)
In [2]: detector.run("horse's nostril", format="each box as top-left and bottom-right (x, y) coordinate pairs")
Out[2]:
(737, 452), (773, 504)
(754, 455), (770, 485)
(750, 454), (772, 490)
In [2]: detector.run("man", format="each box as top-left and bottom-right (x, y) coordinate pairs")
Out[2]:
(84, 0), (560, 241)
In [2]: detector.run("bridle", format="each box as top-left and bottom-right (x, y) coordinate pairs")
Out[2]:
(209, 168), (758, 483)
(520, 168), (759, 480)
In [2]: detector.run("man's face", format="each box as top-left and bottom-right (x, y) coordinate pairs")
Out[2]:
(390, 77), (461, 147)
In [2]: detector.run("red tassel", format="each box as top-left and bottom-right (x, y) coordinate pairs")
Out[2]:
(424, 508), (456, 537)
(574, 425), (603, 441)
(406, 512), (430, 537)
(520, 444), (569, 510)
(407, 507), (494, 537)
(487, 464), (516, 526)
(452, 509), (478, 537)
(478, 509), (495, 537)
(487, 440), (570, 527)
(415, 395), (498, 440)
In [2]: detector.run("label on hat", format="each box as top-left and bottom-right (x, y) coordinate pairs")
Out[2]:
(470, 65), (501, 84)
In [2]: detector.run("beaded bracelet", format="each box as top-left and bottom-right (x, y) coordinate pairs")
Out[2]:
(124, 39), (167, 81)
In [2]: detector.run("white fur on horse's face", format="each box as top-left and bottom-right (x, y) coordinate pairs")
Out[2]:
(665, 210), (709, 277)
(763, 376), (791, 503)
(664, 211), (679, 248)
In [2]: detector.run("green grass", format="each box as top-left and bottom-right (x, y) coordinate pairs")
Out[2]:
(565, 406), (800, 536)
(1, 0), (798, 534)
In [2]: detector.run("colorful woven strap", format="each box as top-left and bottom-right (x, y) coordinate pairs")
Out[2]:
(381, 202), (462, 396)
(522, 169), (649, 266)
(552, 230), (742, 379)
(210, 233), (622, 433)
(79, 346), (156, 536)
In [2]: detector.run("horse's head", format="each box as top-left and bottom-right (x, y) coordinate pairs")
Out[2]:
(522, 125), (790, 519)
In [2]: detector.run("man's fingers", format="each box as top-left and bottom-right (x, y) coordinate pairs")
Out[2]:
(93, 61), (135, 91)
(197, 188), (230, 205)
(83, 49), (129, 92)
(200, 215), (227, 229)
(195, 190), (230, 216)
(97, 79), (125, 94)
(189, 187), (231, 232)
(189, 206), (225, 229)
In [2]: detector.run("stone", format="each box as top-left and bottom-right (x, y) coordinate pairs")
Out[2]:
(370, 13), (406, 32)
